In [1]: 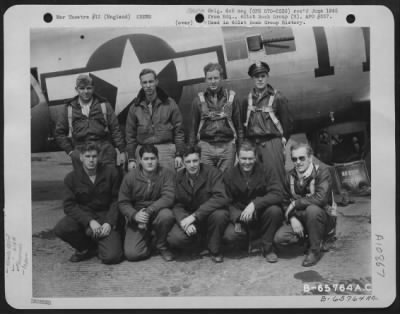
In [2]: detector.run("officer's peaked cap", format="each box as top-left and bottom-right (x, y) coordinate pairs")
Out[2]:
(248, 61), (270, 77)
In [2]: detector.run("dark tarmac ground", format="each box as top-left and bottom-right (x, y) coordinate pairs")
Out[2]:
(31, 149), (372, 298)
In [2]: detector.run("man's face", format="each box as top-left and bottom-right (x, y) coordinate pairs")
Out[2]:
(238, 150), (256, 173)
(205, 70), (222, 91)
(140, 152), (158, 173)
(183, 153), (201, 175)
(80, 150), (98, 171)
(140, 73), (158, 98)
(252, 72), (269, 91)
(76, 84), (94, 102)
(291, 147), (312, 174)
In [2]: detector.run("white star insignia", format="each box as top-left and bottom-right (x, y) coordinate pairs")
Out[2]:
(92, 39), (170, 115)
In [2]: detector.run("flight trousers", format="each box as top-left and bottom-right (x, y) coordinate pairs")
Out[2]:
(123, 208), (175, 261)
(167, 209), (229, 255)
(223, 205), (283, 253)
(198, 140), (236, 172)
(274, 204), (335, 253)
(251, 136), (286, 190)
(54, 215), (123, 265)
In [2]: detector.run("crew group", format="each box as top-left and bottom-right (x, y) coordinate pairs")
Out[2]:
(53, 62), (336, 267)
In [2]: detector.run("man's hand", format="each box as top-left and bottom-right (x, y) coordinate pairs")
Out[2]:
(285, 202), (295, 220)
(290, 216), (304, 238)
(185, 224), (197, 236)
(135, 209), (150, 224)
(128, 160), (137, 171)
(175, 156), (183, 169)
(240, 202), (255, 223)
(89, 220), (102, 239)
(180, 215), (197, 236)
(282, 137), (287, 156)
(180, 215), (196, 231)
(99, 223), (112, 238)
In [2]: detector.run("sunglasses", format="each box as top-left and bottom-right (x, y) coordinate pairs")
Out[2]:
(291, 156), (306, 162)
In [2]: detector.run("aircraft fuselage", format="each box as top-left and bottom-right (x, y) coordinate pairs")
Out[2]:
(30, 26), (370, 152)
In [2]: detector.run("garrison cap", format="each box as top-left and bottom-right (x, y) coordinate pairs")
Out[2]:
(76, 74), (93, 87)
(248, 61), (270, 77)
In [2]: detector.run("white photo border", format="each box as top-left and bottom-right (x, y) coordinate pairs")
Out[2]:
(3, 4), (396, 309)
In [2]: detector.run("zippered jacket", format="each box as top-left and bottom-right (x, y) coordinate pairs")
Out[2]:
(223, 162), (282, 223)
(118, 166), (175, 221)
(125, 88), (185, 159)
(189, 87), (243, 145)
(173, 164), (228, 223)
(63, 163), (121, 228)
(284, 163), (333, 211)
(241, 84), (293, 140)
(55, 94), (125, 154)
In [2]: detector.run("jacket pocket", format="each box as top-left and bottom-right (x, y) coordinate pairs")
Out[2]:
(154, 123), (173, 131)
(154, 124), (174, 142)
(137, 125), (152, 142)
(75, 187), (90, 203)
(95, 181), (109, 195)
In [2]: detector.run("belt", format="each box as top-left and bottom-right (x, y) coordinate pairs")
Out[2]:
(200, 139), (235, 145)
(250, 135), (279, 144)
